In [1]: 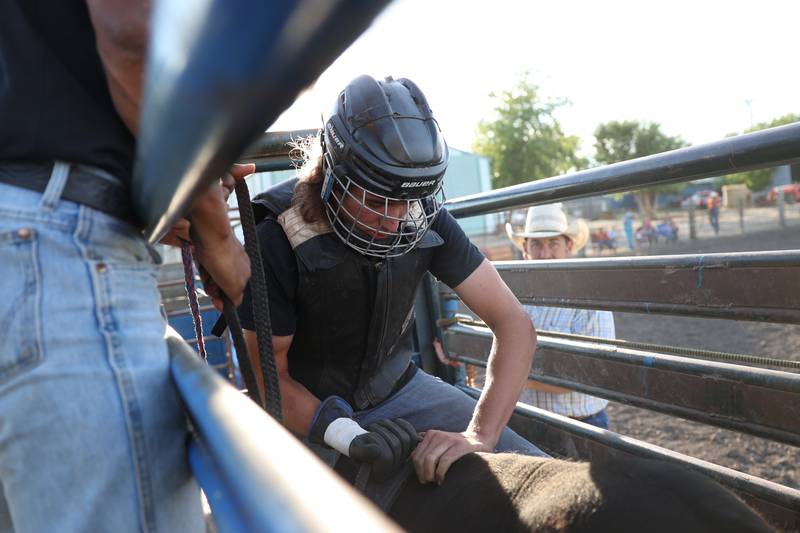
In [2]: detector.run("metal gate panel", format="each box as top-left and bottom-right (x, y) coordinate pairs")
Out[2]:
(440, 250), (800, 323)
(444, 324), (800, 446)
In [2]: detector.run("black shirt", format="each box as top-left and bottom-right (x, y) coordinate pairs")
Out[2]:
(0, 1), (135, 186)
(239, 208), (484, 336)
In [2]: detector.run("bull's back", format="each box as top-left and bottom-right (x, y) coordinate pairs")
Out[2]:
(390, 453), (771, 533)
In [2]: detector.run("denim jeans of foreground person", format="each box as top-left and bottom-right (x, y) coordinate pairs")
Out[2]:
(307, 368), (548, 508)
(0, 167), (204, 533)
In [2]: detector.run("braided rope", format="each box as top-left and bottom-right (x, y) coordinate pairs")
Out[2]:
(180, 239), (207, 360)
(176, 178), (282, 421)
(180, 245), (261, 406)
(235, 180), (283, 422)
(222, 295), (262, 406)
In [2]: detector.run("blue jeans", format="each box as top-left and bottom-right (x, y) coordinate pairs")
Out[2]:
(578, 409), (609, 430)
(709, 209), (720, 234)
(354, 369), (545, 456)
(0, 165), (203, 532)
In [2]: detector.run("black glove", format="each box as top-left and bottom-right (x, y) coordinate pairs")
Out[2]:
(309, 397), (419, 481)
(348, 418), (419, 481)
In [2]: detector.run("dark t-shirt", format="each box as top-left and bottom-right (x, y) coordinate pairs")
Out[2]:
(0, 1), (135, 185)
(238, 208), (484, 335)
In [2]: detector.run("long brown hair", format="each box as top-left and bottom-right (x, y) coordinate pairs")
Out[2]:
(290, 134), (326, 223)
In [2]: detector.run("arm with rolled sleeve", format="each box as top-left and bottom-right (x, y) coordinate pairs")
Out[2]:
(411, 211), (536, 484)
(411, 259), (536, 485)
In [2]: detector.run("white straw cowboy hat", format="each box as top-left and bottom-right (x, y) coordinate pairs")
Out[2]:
(505, 203), (589, 253)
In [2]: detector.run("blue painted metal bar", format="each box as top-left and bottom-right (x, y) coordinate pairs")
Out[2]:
(445, 122), (800, 218)
(167, 327), (399, 532)
(135, 0), (392, 242)
(188, 440), (250, 532)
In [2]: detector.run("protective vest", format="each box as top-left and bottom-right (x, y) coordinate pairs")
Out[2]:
(252, 179), (443, 409)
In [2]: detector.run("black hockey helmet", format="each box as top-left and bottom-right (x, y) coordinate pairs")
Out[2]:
(321, 75), (448, 258)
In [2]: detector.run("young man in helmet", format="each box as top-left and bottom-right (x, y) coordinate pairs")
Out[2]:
(238, 75), (545, 499)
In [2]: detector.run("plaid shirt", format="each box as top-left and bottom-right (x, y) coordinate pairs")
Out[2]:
(519, 305), (615, 418)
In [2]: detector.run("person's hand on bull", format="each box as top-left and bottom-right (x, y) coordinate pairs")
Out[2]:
(309, 396), (420, 482)
(411, 429), (493, 486)
(417, 342), (493, 485)
(159, 163), (254, 310)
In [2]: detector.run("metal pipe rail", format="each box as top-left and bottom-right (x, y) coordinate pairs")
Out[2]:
(444, 122), (800, 218)
(438, 316), (800, 370)
(240, 129), (319, 173)
(232, 122), (800, 201)
(135, 1), (392, 242)
(167, 327), (399, 532)
(438, 249), (800, 324)
(457, 387), (800, 530)
(443, 323), (800, 447)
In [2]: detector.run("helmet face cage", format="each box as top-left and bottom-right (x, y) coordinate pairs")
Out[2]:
(323, 163), (445, 259)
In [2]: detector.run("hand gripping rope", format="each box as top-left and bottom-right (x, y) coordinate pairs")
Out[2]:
(180, 179), (282, 422)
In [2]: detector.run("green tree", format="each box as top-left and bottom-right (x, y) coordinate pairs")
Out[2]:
(723, 113), (799, 191)
(472, 74), (583, 190)
(593, 120), (689, 217)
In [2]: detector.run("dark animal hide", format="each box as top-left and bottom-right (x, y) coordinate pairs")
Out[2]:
(388, 453), (772, 533)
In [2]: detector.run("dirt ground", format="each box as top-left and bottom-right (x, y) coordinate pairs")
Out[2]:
(602, 226), (800, 490)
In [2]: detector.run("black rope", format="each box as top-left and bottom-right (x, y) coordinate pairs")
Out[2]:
(222, 295), (262, 406)
(179, 240), (207, 360)
(235, 180), (283, 422)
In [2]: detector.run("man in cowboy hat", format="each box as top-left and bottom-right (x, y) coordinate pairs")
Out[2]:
(506, 204), (615, 428)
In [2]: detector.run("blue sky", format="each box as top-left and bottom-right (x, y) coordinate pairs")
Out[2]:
(271, 0), (799, 157)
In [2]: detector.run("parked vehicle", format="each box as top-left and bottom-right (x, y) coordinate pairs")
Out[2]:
(768, 183), (800, 204)
(681, 189), (716, 209)
(752, 189), (772, 207)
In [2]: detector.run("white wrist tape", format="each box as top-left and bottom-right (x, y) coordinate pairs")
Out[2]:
(323, 417), (368, 456)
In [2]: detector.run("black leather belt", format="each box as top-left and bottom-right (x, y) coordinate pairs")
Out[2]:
(0, 161), (139, 226)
